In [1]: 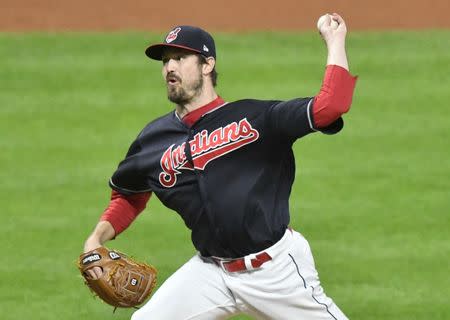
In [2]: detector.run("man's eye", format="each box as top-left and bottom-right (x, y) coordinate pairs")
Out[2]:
(162, 54), (185, 64)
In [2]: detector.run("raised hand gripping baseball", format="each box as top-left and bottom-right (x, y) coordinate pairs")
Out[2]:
(317, 13), (347, 42)
(317, 13), (349, 70)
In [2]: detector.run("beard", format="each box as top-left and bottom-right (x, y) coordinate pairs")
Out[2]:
(167, 73), (203, 105)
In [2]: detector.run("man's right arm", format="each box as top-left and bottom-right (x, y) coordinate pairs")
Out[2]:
(83, 191), (151, 279)
(84, 220), (116, 252)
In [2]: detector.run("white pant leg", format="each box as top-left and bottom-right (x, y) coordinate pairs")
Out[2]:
(224, 230), (348, 320)
(131, 255), (239, 320)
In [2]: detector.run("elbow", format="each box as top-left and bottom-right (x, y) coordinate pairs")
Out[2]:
(327, 96), (352, 115)
(313, 65), (358, 128)
(334, 99), (352, 115)
(313, 94), (353, 128)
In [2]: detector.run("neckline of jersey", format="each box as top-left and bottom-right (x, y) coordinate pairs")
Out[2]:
(178, 96), (226, 127)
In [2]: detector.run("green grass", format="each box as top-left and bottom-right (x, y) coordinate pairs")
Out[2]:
(0, 30), (449, 319)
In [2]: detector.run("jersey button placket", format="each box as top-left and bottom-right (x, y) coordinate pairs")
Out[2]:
(185, 125), (220, 244)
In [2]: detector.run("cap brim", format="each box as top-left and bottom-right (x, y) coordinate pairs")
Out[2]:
(145, 43), (202, 60)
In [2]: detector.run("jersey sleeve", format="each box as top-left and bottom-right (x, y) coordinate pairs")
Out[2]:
(109, 136), (152, 194)
(100, 190), (151, 236)
(308, 99), (345, 135)
(266, 97), (343, 139)
(312, 65), (357, 129)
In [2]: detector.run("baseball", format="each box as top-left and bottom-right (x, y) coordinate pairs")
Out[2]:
(317, 14), (339, 30)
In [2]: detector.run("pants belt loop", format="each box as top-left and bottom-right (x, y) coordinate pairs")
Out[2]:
(244, 254), (255, 270)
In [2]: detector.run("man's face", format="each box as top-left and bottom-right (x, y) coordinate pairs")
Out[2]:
(161, 48), (203, 105)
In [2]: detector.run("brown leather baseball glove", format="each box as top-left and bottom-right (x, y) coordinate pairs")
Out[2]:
(78, 247), (157, 308)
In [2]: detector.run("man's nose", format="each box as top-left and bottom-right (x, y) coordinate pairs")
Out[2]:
(165, 59), (178, 72)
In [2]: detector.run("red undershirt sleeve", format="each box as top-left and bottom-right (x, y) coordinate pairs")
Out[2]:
(312, 65), (358, 128)
(100, 190), (152, 236)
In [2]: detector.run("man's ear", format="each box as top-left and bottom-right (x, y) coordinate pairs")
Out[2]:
(202, 57), (216, 75)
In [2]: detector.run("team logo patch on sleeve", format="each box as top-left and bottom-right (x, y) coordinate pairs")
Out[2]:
(159, 118), (259, 188)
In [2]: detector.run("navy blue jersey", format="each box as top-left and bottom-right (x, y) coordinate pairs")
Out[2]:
(109, 98), (343, 258)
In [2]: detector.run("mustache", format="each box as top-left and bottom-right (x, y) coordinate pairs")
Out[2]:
(166, 73), (181, 82)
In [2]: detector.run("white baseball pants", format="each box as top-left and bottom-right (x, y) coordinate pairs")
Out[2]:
(131, 229), (348, 320)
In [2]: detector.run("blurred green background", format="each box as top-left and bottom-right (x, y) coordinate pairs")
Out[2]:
(0, 31), (449, 319)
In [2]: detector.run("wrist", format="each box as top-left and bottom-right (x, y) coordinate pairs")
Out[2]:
(326, 45), (349, 71)
(327, 42), (346, 54)
(84, 236), (102, 252)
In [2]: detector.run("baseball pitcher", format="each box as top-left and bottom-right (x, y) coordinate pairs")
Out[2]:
(81, 13), (357, 319)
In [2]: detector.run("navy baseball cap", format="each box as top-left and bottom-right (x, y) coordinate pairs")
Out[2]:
(145, 26), (216, 61)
